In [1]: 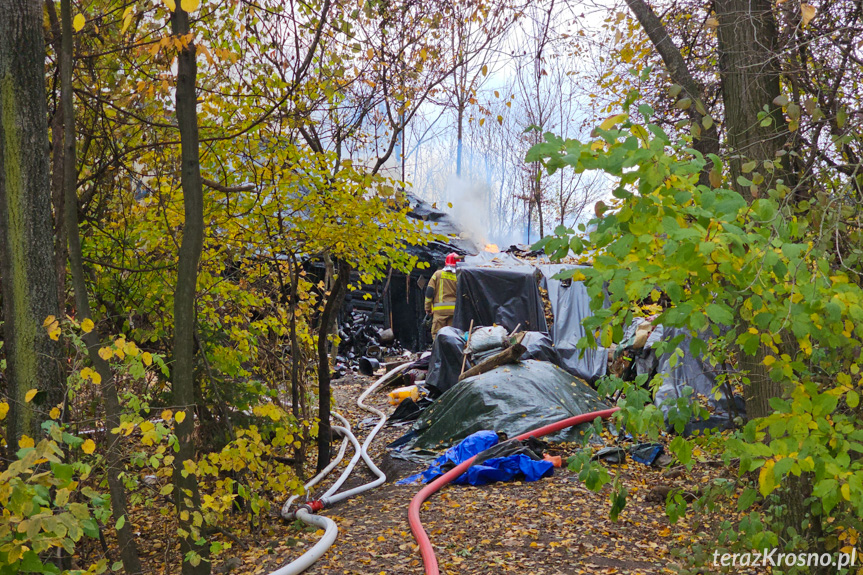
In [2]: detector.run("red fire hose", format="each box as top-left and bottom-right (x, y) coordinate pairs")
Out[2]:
(407, 407), (620, 575)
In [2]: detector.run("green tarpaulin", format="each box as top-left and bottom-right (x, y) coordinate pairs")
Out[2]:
(399, 359), (610, 455)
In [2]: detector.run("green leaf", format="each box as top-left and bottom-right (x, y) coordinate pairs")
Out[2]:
(737, 488), (758, 511)
(706, 303), (734, 326)
(116, 514), (126, 531)
(848, 390), (860, 408)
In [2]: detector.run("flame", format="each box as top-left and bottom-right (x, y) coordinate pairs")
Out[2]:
(484, 243), (499, 253)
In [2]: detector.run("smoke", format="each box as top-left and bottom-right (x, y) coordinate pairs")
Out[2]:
(441, 175), (526, 249)
(442, 175), (490, 246)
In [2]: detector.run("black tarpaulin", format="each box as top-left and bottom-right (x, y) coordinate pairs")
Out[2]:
(395, 360), (610, 455)
(424, 327), (469, 397)
(452, 266), (548, 333)
(539, 264), (608, 383)
(519, 331), (562, 365)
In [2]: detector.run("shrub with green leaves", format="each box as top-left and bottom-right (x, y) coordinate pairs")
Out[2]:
(0, 425), (110, 575)
(528, 91), (863, 570)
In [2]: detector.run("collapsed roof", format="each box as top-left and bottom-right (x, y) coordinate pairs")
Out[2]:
(404, 192), (478, 259)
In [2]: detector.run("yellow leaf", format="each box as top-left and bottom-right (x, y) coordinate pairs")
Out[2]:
(99, 347), (113, 360)
(142, 352), (153, 366)
(91, 370), (102, 385)
(763, 355), (776, 366)
(73, 14), (85, 32)
(599, 113), (627, 131)
(19, 435), (35, 449)
(0, 402), (8, 421)
(801, 3), (816, 27)
(50, 407), (61, 419)
(25, 389), (38, 403)
(759, 459), (776, 496)
(81, 318), (94, 333)
(48, 327), (61, 340)
(180, 0), (199, 11)
(175, 411), (186, 423)
(124, 341), (139, 357)
(82, 439), (96, 454)
(164, 0), (176, 11)
(161, 409), (174, 421)
(43, 315), (56, 327)
(842, 483), (851, 501)
(121, 8), (133, 33)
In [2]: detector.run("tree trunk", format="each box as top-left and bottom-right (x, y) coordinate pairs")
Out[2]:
(624, 0), (720, 183)
(316, 259), (350, 472)
(715, 0), (789, 201)
(715, 0), (788, 417)
(45, 0), (67, 311)
(57, 0), (143, 571)
(456, 104), (464, 177)
(287, 255), (305, 479)
(171, 6), (210, 574)
(0, 0), (64, 444)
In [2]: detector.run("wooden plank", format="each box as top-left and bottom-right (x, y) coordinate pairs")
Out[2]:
(458, 343), (527, 382)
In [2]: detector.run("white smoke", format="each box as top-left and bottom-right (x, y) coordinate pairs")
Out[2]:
(440, 174), (529, 249)
(442, 175), (491, 247)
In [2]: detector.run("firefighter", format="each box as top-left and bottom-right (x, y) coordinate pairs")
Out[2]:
(424, 253), (460, 338)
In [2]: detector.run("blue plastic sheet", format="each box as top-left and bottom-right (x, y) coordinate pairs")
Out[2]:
(398, 430), (553, 486)
(452, 454), (553, 486)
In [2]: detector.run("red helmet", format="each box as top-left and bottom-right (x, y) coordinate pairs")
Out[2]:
(445, 253), (460, 267)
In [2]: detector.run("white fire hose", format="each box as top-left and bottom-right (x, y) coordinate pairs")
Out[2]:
(270, 363), (413, 575)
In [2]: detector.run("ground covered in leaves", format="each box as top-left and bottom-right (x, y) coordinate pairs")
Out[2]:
(113, 372), (729, 575)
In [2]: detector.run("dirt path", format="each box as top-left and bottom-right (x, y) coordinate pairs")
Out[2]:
(253, 373), (708, 575)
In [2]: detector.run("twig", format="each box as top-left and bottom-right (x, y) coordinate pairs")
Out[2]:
(460, 319), (475, 377)
(508, 323), (522, 338)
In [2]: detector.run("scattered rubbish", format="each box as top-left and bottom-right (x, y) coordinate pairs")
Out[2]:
(358, 357), (380, 376)
(591, 446), (627, 464)
(388, 396), (434, 424)
(543, 454), (563, 468)
(629, 442), (665, 466)
(387, 385), (419, 405)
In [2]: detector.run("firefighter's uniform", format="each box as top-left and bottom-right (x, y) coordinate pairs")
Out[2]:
(425, 268), (457, 337)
